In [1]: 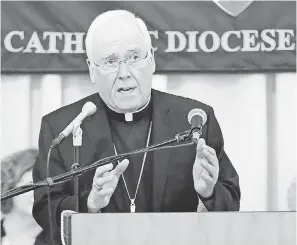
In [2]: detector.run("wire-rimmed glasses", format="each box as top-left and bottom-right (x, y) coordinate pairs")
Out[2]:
(88, 50), (150, 74)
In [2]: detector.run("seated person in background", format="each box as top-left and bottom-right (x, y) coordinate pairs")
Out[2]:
(1, 149), (46, 245)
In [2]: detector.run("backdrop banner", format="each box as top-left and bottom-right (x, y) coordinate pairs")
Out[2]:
(1, 1), (296, 73)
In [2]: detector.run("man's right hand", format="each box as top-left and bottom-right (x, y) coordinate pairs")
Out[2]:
(87, 159), (129, 212)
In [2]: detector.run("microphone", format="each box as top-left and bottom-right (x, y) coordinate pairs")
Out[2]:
(187, 108), (207, 143)
(50, 102), (97, 148)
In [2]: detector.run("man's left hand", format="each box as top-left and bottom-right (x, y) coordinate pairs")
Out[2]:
(193, 138), (219, 198)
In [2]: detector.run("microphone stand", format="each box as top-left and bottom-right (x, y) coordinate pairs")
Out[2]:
(71, 123), (82, 212)
(1, 130), (193, 201)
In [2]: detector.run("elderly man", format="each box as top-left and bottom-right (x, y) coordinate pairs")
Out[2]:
(33, 9), (240, 244)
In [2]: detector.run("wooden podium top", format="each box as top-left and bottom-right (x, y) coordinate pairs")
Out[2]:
(71, 212), (296, 245)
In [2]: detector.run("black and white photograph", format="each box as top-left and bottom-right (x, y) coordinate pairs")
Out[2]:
(1, 1), (296, 245)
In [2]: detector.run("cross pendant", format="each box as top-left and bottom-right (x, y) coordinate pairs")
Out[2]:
(130, 199), (136, 213)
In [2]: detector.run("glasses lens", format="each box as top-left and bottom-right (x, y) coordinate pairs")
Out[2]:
(128, 54), (148, 68)
(96, 52), (149, 74)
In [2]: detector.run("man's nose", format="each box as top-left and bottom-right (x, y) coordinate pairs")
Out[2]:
(118, 61), (130, 80)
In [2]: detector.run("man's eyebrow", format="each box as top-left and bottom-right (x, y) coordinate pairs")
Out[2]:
(102, 53), (118, 60)
(100, 49), (142, 60)
(127, 48), (141, 53)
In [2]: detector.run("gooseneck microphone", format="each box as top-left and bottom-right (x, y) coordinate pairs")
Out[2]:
(187, 108), (207, 143)
(46, 101), (96, 245)
(50, 101), (97, 148)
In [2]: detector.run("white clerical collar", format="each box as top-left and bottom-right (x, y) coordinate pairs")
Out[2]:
(106, 96), (151, 122)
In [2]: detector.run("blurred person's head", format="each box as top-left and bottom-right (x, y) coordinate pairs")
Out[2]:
(287, 176), (296, 211)
(1, 149), (38, 217)
(85, 9), (155, 113)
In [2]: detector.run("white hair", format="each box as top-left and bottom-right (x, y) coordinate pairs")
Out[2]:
(85, 10), (152, 59)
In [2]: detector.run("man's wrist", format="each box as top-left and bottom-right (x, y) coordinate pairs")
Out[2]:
(88, 207), (101, 213)
(87, 200), (101, 213)
(197, 186), (216, 212)
(87, 190), (101, 213)
(197, 195), (208, 212)
(87, 204), (101, 213)
(198, 188), (214, 199)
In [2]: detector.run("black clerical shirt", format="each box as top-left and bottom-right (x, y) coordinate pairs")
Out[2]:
(104, 103), (153, 212)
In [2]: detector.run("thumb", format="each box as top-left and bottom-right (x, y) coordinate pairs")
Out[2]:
(113, 159), (129, 177)
(196, 138), (206, 158)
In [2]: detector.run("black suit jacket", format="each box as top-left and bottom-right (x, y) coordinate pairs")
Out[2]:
(33, 90), (240, 244)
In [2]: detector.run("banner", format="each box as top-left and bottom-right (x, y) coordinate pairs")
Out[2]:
(1, 1), (296, 73)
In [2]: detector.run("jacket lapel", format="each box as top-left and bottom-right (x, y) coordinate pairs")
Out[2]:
(81, 94), (114, 163)
(151, 90), (174, 212)
(81, 93), (125, 211)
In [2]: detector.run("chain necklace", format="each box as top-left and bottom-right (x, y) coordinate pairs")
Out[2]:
(112, 121), (152, 213)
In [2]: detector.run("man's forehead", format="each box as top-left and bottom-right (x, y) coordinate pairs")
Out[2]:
(97, 40), (145, 57)
(87, 15), (149, 58)
(96, 20), (143, 42)
(90, 28), (147, 60)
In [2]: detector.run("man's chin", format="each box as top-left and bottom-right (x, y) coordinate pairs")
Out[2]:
(112, 97), (142, 112)
(116, 106), (139, 113)
(114, 101), (142, 113)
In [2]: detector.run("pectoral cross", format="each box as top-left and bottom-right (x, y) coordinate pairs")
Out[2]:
(130, 199), (136, 213)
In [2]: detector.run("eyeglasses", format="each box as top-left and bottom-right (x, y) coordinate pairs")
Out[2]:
(89, 51), (150, 74)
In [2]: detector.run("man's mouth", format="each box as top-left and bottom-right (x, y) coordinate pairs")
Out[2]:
(118, 87), (136, 94)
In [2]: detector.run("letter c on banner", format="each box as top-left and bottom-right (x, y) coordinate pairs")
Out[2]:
(4, 31), (24, 52)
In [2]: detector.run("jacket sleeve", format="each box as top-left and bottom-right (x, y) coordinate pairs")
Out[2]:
(198, 107), (241, 211)
(32, 116), (91, 244)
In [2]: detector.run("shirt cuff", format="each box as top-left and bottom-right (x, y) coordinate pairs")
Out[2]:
(197, 188), (216, 211)
(197, 196), (208, 212)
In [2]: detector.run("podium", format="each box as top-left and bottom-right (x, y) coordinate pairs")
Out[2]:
(64, 211), (296, 245)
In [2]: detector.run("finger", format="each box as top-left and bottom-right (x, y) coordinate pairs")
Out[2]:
(202, 172), (213, 185)
(102, 177), (119, 190)
(202, 144), (216, 156)
(196, 138), (206, 151)
(112, 159), (129, 177)
(196, 138), (206, 159)
(94, 163), (113, 179)
(102, 171), (111, 177)
(201, 149), (218, 168)
(94, 174), (115, 188)
(201, 159), (216, 178)
(97, 188), (115, 197)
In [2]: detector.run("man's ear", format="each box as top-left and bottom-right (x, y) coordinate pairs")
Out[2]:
(150, 48), (156, 73)
(86, 59), (95, 83)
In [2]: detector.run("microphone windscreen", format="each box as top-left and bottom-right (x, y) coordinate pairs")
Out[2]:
(187, 108), (207, 126)
(81, 101), (97, 117)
